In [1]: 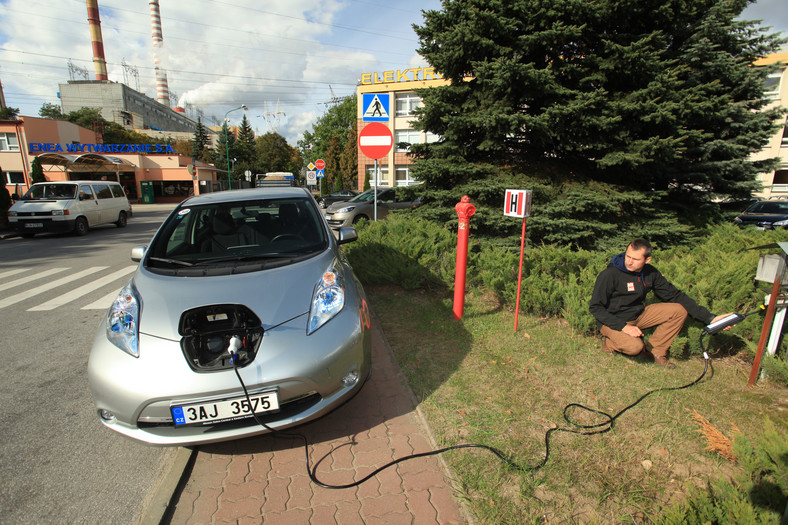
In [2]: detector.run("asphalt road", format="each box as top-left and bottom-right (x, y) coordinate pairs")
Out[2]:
(0, 204), (180, 525)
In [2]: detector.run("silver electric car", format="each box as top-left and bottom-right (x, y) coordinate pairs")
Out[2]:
(88, 187), (371, 446)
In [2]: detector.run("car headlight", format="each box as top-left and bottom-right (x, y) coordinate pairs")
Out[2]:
(106, 282), (140, 357)
(336, 206), (355, 214)
(734, 217), (742, 223)
(308, 265), (345, 335)
(8, 211), (17, 217)
(51, 210), (64, 216)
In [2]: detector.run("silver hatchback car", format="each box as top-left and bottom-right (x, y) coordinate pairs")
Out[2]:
(88, 187), (372, 446)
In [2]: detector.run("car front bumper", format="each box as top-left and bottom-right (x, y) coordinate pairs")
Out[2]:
(88, 304), (371, 446)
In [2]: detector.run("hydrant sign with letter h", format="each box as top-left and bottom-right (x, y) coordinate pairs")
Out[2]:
(504, 189), (532, 218)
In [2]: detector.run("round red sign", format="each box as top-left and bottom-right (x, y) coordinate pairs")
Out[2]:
(315, 159), (326, 170)
(358, 122), (393, 160)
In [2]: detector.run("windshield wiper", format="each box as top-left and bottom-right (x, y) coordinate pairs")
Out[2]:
(148, 256), (195, 267)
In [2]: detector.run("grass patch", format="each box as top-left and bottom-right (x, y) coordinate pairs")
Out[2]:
(367, 286), (788, 523)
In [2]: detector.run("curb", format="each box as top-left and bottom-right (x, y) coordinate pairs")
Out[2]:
(135, 447), (195, 525)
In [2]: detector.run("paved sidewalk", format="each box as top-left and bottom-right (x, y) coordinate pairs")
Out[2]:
(165, 318), (472, 524)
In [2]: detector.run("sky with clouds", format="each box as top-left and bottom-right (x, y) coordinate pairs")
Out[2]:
(0, 0), (785, 146)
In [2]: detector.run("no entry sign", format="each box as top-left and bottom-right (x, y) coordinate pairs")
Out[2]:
(358, 122), (393, 160)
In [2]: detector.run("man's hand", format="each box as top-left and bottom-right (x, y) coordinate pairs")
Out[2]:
(622, 324), (643, 338)
(710, 313), (735, 331)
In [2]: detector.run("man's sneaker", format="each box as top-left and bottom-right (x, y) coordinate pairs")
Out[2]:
(654, 355), (676, 368)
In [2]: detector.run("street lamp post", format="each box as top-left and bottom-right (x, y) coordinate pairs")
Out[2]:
(224, 105), (247, 190)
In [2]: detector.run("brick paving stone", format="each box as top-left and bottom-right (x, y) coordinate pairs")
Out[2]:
(403, 468), (448, 491)
(221, 480), (267, 502)
(214, 489), (263, 522)
(258, 508), (311, 524)
(408, 489), (438, 524)
(360, 492), (409, 517)
(429, 486), (466, 524)
(310, 504), (338, 523)
(190, 486), (221, 523)
(286, 473), (313, 509)
(224, 455), (251, 485)
(260, 476), (289, 514)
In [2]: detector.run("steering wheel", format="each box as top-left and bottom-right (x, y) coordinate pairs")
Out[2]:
(271, 233), (303, 243)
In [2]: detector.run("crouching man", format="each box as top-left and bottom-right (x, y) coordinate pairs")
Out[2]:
(589, 239), (730, 368)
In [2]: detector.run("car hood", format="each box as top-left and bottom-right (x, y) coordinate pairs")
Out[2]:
(10, 200), (70, 212)
(134, 250), (338, 341)
(326, 200), (370, 212)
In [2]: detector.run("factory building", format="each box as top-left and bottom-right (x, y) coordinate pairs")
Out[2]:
(59, 80), (197, 133)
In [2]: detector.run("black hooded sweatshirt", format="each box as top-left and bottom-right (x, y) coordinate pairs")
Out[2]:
(589, 253), (715, 331)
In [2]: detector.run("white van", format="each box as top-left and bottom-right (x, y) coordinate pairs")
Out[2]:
(8, 181), (132, 237)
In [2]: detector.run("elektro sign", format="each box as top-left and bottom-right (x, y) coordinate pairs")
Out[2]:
(28, 143), (176, 154)
(360, 67), (444, 85)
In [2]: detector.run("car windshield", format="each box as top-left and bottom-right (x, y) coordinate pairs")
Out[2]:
(145, 196), (328, 271)
(747, 201), (788, 214)
(347, 189), (394, 203)
(23, 184), (78, 200)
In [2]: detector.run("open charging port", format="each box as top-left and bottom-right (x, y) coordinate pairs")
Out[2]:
(179, 304), (263, 372)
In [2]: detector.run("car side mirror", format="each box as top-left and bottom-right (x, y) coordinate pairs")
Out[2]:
(336, 227), (358, 245)
(131, 245), (147, 262)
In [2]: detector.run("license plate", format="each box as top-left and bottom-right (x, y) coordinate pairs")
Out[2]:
(24, 223), (43, 228)
(171, 391), (279, 426)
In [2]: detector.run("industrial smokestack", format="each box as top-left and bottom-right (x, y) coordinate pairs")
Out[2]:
(86, 0), (109, 81)
(149, 0), (170, 107)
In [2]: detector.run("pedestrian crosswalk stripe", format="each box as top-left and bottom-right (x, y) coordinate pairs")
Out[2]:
(0, 268), (28, 280)
(29, 266), (136, 311)
(0, 268), (70, 293)
(0, 267), (108, 309)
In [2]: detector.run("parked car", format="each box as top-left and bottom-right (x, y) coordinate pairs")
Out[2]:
(8, 181), (131, 237)
(324, 188), (423, 229)
(317, 189), (359, 209)
(735, 199), (788, 229)
(88, 187), (371, 446)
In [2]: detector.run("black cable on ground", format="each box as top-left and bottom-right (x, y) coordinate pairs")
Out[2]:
(232, 332), (717, 489)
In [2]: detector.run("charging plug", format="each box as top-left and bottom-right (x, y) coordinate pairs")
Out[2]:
(703, 313), (745, 335)
(227, 336), (243, 364)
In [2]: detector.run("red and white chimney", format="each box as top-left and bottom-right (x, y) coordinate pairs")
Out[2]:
(149, 0), (170, 106)
(86, 0), (109, 81)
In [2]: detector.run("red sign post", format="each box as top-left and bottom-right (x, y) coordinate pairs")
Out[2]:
(505, 190), (533, 331)
(453, 196), (476, 320)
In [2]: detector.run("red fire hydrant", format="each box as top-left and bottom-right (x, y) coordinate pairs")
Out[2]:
(453, 196), (476, 320)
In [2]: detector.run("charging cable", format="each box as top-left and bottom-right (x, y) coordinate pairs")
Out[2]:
(226, 312), (755, 488)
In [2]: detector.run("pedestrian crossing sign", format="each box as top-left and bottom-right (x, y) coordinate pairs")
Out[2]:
(362, 94), (390, 122)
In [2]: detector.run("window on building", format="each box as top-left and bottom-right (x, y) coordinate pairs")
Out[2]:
(366, 165), (389, 186)
(765, 71), (783, 100)
(395, 166), (419, 187)
(5, 171), (25, 184)
(0, 133), (20, 151)
(782, 124), (788, 147)
(395, 93), (422, 117)
(394, 129), (421, 152)
(425, 131), (440, 143)
(774, 170), (788, 184)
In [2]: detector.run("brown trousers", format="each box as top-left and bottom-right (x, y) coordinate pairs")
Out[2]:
(600, 303), (688, 358)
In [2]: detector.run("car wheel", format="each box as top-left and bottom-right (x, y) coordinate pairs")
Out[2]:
(116, 211), (128, 228)
(21, 233), (35, 239)
(74, 217), (89, 236)
(319, 200), (327, 209)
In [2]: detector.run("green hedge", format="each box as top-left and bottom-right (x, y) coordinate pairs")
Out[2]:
(345, 215), (788, 356)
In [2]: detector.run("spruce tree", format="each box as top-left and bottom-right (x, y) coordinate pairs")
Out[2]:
(191, 118), (210, 162)
(412, 0), (786, 207)
(30, 156), (46, 184)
